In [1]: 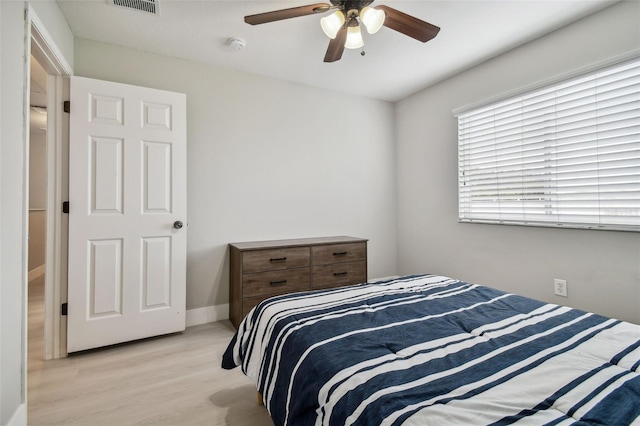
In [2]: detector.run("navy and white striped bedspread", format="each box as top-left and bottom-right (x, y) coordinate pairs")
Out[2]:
(222, 274), (640, 425)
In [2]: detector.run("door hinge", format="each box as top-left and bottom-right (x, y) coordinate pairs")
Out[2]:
(61, 303), (68, 316)
(63, 101), (70, 113)
(62, 201), (69, 214)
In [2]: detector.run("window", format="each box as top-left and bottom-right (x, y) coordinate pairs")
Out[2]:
(457, 57), (640, 231)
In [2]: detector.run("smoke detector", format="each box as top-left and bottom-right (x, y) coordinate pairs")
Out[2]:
(109, 0), (159, 15)
(226, 37), (247, 51)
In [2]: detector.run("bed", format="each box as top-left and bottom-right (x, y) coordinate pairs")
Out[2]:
(222, 274), (640, 425)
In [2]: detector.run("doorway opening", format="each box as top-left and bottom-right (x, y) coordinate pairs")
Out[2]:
(28, 53), (49, 371)
(28, 6), (73, 365)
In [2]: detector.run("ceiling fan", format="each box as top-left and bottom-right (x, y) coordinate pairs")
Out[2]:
(244, 1), (440, 63)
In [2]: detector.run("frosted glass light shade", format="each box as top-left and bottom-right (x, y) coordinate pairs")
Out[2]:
(320, 11), (345, 39)
(344, 25), (364, 49)
(360, 6), (385, 34)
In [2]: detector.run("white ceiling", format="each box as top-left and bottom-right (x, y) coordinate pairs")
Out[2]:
(56, 0), (618, 102)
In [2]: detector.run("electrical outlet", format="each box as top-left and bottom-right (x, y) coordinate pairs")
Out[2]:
(554, 279), (568, 297)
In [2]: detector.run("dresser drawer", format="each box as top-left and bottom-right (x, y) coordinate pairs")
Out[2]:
(312, 242), (366, 265)
(243, 267), (310, 298)
(242, 247), (310, 273)
(242, 292), (295, 319)
(312, 260), (366, 289)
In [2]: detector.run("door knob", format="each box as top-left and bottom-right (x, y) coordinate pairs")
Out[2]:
(173, 220), (184, 229)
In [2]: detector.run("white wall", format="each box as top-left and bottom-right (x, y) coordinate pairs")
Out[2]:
(1, 1), (73, 423)
(73, 39), (398, 311)
(396, 1), (640, 324)
(29, 132), (47, 272)
(1, 2), (27, 424)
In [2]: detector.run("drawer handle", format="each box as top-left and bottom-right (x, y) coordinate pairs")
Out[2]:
(270, 257), (287, 262)
(333, 272), (348, 277)
(270, 280), (287, 286)
(333, 251), (348, 256)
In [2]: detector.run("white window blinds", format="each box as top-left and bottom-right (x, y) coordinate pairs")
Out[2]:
(457, 57), (640, 231)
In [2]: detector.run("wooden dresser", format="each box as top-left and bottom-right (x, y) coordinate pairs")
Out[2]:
(229, 236), (368, 328)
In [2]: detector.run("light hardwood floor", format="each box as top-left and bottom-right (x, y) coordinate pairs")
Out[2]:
(27, 277), (273, 425)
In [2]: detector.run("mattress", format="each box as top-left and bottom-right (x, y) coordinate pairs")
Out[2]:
(222, 274), (640, 425)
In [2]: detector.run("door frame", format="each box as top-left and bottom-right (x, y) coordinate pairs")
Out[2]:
(28, 5), (73, 359)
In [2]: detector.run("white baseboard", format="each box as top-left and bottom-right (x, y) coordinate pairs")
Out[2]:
(28, 264), (45, 281)
(186, 303), (229, 327)
(8, 403), (27, 426)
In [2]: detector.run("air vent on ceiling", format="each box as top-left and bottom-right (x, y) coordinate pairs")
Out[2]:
(109, 0), (159, 15)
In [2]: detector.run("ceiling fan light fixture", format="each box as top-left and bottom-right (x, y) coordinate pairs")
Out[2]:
(320, 10), (345, 39)
(360, 6), (385, 34)
(344, 24), (364, 49)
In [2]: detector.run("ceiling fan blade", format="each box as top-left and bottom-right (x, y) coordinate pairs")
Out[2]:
(245, 3), (331, 25)
(323, 26), (348, 63)
(376, 5), (440, 43)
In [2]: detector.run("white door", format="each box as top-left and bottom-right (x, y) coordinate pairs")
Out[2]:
(67, 76), (187, 352)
